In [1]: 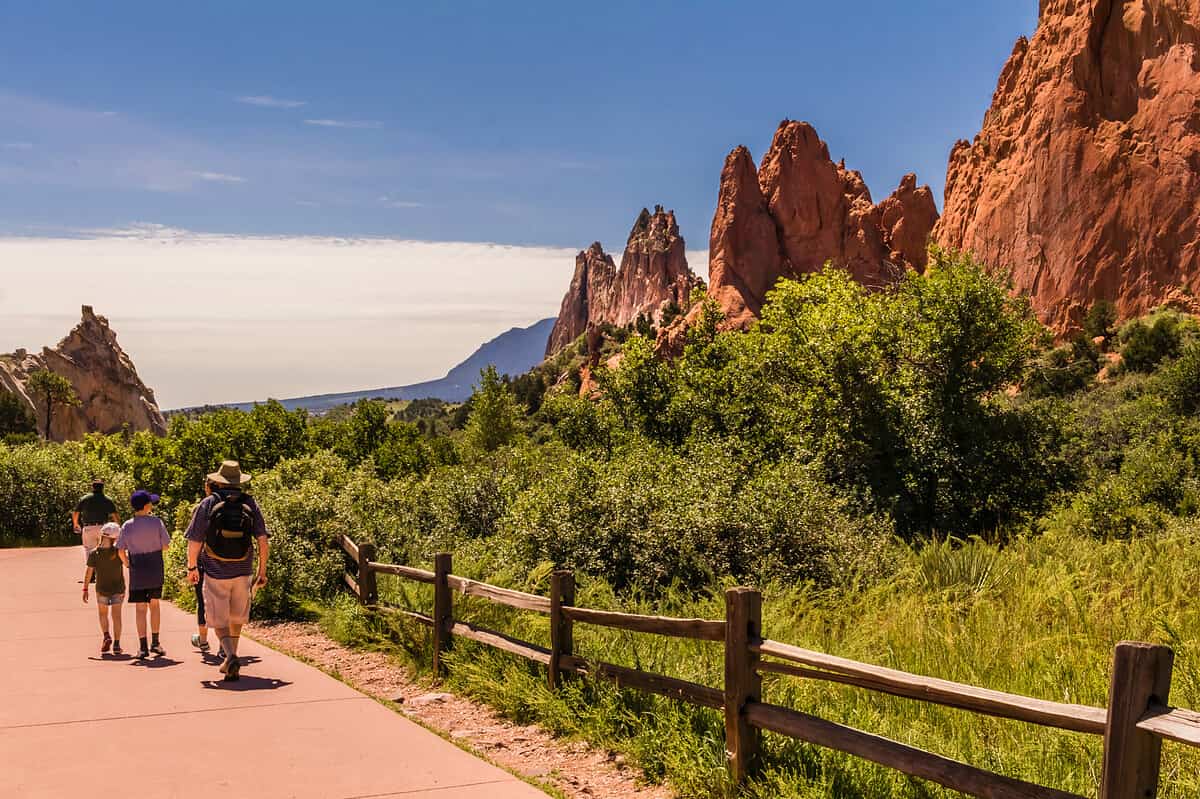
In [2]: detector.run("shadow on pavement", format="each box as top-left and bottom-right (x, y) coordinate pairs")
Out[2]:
(201, 676), (292, 691)
(129, 656), (182, 669)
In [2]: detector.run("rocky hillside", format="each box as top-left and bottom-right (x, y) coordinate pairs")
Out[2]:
(936, 0), (1200, 333)
(0, 306), (166, 440)
(546, 206), (701, 357)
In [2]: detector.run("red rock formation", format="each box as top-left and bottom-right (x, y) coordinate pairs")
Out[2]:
(0, 306), (166, 440)
(546, 206), (701, 356)
(936, 0), (1200, 333)
(701, 120), (939, 332)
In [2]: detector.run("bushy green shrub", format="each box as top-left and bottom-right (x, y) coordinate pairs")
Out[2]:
(0, 443), (134, 545)
(1117, 310), (1196, 373)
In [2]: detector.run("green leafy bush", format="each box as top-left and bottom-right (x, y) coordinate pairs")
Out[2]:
(0, 443), (134, 546)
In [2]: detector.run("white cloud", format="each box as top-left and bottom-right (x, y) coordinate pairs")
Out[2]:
(304, 118), (383, 130)
(0, 227), (571, 408)
(294, 200), (320, 207)
(2, 142), (33, 150)
(191, 170), (247, 184)
(236, 95), (306, 109)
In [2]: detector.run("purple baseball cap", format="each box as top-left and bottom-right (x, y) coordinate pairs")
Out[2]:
(130, 489), (160, 510)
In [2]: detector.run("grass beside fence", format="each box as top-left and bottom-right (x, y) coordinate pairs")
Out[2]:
(317, 526), (1200, 798)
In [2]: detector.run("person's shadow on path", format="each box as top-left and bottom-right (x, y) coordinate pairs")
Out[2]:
(128, 655), (182, 669)
(201, 676), (292, 691)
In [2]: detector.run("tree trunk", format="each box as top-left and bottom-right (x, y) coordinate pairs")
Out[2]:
(43, 399), (53, 441)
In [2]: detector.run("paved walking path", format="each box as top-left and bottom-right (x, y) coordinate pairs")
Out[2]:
(0, 546), (549, 798)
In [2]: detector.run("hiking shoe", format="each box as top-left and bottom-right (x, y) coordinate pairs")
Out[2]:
(223, 657), (240, 682)
(150, 642), (166, 657)
(190, 634), (210, 652)
(112, 641), (123, 656)
(101, 634), (112, 654)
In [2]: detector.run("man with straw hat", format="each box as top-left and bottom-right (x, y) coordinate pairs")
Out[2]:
(184, 460), (270, 682)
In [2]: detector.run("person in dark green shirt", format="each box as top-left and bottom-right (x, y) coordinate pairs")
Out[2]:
(83, 524), (125, 656)
(73, 479), (120, 562)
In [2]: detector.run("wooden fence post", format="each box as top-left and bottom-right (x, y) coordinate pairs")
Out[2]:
(357, 541), (377, 606)
(1100, 641), (1174, 799)
(549, 570), (575, 690)
(432, 552), (453, 677)
(725, 587), (762, 785)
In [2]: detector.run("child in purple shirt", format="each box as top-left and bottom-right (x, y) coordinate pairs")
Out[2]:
(117, 490), (171, 660)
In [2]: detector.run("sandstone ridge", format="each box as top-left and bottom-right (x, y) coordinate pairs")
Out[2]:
(0, 306), (167, 440)
(935, 0), (1200, 333)
(545, 206), (702, 357)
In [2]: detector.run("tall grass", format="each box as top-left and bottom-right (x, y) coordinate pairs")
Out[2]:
(320, 526), (1200, 798)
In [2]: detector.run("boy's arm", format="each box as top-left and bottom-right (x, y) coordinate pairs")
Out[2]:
(72, 511), (80, 532)
(82, 567), (92, 601)
(118, 548), (129, 568)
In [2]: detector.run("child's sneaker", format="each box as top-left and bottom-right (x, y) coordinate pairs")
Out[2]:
(190, 634), (210, 652)
(150, 642), (166, 657)
(136, 646), (149, 660)
(112, 641), (123, 656)
(101, 634), (112, 654)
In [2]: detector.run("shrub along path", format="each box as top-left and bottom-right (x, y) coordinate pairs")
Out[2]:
(0, 546), (549, 799)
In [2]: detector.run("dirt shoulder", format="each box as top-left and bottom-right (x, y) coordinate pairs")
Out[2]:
(245, 620), (673, 799)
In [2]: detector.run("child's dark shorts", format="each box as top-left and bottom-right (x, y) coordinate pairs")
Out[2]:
(128, 586), (163, 603)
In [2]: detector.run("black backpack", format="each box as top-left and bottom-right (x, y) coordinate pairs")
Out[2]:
(204, 489), (256, 561)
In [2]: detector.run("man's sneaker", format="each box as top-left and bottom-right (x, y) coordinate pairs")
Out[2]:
(223, 657), (240, 682)
(136, 647), (150, 660)
(190, 634), (211, 652)
(150, 642), (165, 657)
(112, 641), (123, 656)
(101, 634), (112, 654)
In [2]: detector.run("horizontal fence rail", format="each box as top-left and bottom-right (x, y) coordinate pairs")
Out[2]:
(338, 536), (1200, 798)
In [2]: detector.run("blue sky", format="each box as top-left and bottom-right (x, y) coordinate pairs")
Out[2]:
(0, 1), (1038, 250)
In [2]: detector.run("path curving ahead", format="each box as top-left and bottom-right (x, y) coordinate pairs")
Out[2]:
(0, 546), (549, 799)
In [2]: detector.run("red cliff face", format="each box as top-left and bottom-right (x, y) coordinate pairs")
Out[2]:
(546, 206), (701, 357)
(936, 0), (1200, 333)
(703, 120), (939, 331)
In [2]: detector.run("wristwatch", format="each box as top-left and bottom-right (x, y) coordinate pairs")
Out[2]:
(187, 566), (198, 572)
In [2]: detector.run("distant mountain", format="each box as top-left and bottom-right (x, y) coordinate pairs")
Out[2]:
(218, 317), (554, 413)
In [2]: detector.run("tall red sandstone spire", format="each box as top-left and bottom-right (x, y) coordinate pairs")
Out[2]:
(701, 120), (938, 331)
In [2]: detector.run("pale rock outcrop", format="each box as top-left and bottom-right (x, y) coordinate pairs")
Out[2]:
(0, 306), (166, 440)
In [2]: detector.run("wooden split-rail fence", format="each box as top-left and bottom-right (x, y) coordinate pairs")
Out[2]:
(340, 535), (1200, 798)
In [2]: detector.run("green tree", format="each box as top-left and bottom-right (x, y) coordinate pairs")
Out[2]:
(465, 365), (519, 452)
(0, 389), (35, 439)
(1083, 299), (1118, 342)
(26, 369), (79, 441)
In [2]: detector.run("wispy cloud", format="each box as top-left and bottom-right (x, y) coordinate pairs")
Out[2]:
(237, 95), (306, 109)
(1, 142), (33, 150)
(191, 170), (246, 184)
(294, 200), (320, 207)
(378, 195), (424, 209)
(304, 118), (383, 130)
